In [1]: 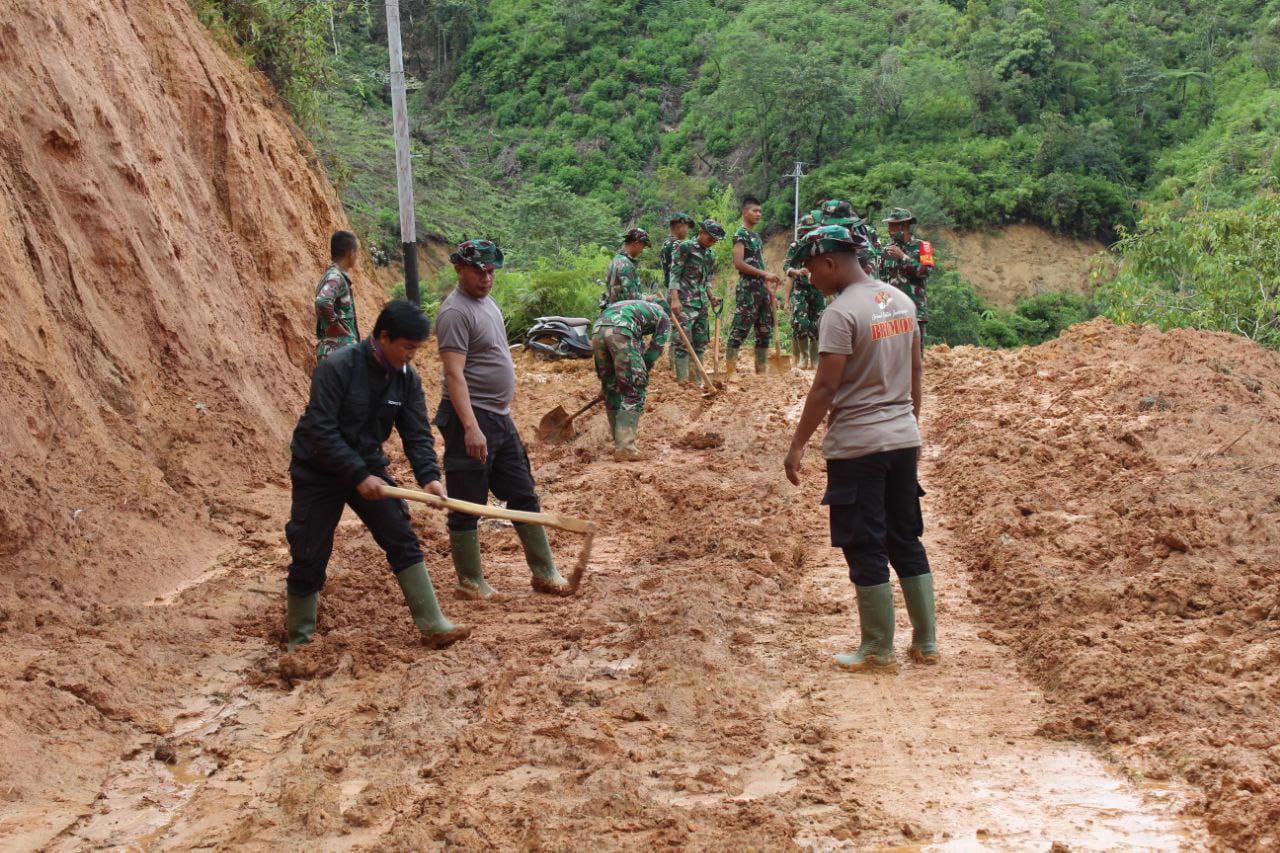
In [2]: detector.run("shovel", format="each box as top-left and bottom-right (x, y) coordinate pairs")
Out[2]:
(709, 311), (725, 381)
(769, 289), (791, 372)
(669, 310), (721, 397)
(537, 395), (604, 444)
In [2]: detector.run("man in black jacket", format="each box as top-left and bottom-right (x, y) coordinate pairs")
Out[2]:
(285, 300), (470, 651)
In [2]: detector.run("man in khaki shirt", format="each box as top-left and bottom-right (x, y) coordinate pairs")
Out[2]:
(784, 225), (937, 673)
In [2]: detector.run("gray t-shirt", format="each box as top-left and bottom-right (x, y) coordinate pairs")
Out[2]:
(817, 279), (921, 460)
(435, 288), (516, 416)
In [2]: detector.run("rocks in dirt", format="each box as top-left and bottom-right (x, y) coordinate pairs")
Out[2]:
(153, 739), (177, 765)
(676, 431), (725, 450)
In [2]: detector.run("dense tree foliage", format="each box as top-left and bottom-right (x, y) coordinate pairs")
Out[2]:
(198, 0), (1280, 350)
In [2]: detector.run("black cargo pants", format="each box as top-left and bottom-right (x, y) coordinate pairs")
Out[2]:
(284, 460), (423, 597)
(433, 399), (541, 532)
(823, 447), (931, 587)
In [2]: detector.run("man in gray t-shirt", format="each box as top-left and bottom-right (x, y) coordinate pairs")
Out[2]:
(784, 225), (937, 674)
(433, 239), (572, 601)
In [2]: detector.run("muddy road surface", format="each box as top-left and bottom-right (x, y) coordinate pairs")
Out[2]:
(6, 330), (1266, 849)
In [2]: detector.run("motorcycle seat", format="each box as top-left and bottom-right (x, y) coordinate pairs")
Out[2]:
(538, 316), (591, 326)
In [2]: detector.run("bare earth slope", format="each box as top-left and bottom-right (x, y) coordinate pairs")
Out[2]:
(928, 319), (1280, 850)
(0, 0), (378, 607)
(0, 0), (380, 839)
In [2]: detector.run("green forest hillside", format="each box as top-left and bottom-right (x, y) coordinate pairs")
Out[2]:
(196, 0), (1280, 348)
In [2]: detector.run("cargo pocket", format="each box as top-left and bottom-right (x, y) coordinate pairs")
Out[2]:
(822, 483), (862, 548)
(284, 502), (312, 560)
(913, 483), (927, 538)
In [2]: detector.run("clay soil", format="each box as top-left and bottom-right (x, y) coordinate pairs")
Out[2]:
(929, 319), (1280, 850)
(19, 324), (1280, 849)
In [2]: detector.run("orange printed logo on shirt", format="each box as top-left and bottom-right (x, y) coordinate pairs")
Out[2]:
(871, 316), (916, 341)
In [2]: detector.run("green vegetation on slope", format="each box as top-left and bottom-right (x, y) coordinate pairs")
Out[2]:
(195, 0), (1280, 351)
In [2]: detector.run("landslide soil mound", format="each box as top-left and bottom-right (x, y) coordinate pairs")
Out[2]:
(927, 318), (1280, 850)
(0, 0), (376, 837)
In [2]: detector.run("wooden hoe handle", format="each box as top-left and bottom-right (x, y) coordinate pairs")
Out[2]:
(383, 486), (597, 535)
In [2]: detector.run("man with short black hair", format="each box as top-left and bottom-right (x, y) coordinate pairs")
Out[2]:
(660, 213), (695, 290)
(784, 225), (937, 673)
(285, 299), (470, 651)
(602, 228), (651, 307)
(667, 219), (725, 383)
(435, 239), (571, 600)
(314, 230), (362, 362)
(727, 197), (782, 376)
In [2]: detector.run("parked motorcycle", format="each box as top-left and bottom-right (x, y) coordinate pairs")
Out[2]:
(524, 315), (594, 360)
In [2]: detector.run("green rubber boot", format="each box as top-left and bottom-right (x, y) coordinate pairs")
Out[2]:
(612, 408), (647, 461)
(606, 408), (617, 437)
(834, 582), (897, 672)
(754, 347), (769, 375)
(900, 573), (939, 664)
(517, 523), (573, 596)
(808, 337), (820, 367)
(673, 351), (691, 383)
(285, 593), (317, 652)
(449, 529), (494, 600)
(396, 562), (471, 648)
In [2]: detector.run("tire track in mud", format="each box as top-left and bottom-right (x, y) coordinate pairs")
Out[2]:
(22, 362), (1211, 849)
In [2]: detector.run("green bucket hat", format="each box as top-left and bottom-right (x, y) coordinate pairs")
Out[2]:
(668, 212), (696, 226)
(622, 227), (652, 245)
(789, 225), (867, 264)
(820, 199), (864, 227)
(699, 219), (727, 240)
(449, 238), (505, 269)
(797, 212), (820, 236)
(883, 207), (917, 224)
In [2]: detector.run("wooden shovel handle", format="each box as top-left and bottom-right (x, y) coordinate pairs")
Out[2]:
(668, 310), (716, 392)
(383, 486), (597, 535)
(569, 396), (604, 420)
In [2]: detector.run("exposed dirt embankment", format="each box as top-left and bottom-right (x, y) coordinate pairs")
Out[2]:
(0, 0), (378, 607)
(927, 319), (1280, 849)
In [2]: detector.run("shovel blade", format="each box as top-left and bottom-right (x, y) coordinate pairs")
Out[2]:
(536, 406), (575, 443)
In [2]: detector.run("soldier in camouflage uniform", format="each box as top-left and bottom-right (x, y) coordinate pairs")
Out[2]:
(592, 296), (672, 461)
(660, 213), (695, 290)
(726, 197), (783, 376)
(666, 219), (725, 383)
(602, 228), (651, 307)
(879, 208), (935, 338)
(820, 200), (883, 275)
(314, 230), (362, 362)
(784, 212), (825, 369)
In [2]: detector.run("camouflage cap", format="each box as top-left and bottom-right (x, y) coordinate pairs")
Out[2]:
(789, 225), (868, 264)
(699, 219), (727, 240)
(797, 212), (820, 236)
(668, 211), (696, 226)
(644, 293), (672, 314)
(820, 199), (864, 227)
(449, 238), (504, 269)
(622, 227), (652, 245)
(882, 207), (917, 224)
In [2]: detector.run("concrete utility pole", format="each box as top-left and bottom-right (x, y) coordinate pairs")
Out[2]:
(784, 161), (808, 241)
(385, 0), (419, 305)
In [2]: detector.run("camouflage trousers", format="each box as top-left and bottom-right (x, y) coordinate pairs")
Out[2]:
(727, 279), (773, 349)
(791, 282), (825, 341)
(671, 304), (710, 356)
(316, 335), (358, 362)
(890, 277), (929, 326)
(593, 329), (652, 413)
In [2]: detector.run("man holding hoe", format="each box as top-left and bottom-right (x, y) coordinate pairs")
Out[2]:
(285, 300), (470, 651)
(783, 226), (939, 672)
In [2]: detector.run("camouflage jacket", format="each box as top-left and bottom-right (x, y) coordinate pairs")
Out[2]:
(593, 300), (672, 367)
(734, 225), (766, 282)
(880, 236), (931, 284)
(604, 251), (642, 306)
(854, 222), (883, 269)
(659, 236), (681, 289)
(314, 264), (358, 360)
(666, 239), (716, 310)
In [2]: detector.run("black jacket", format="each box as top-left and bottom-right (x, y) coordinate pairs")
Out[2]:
(290, 339), (440, 486)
